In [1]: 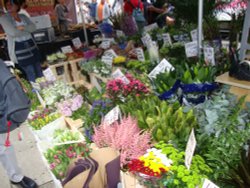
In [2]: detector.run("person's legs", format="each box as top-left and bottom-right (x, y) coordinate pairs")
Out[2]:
(21, 64), (36, 82)
(0, 133), (23, 183)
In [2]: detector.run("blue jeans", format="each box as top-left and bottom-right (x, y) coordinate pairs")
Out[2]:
(21, 62), (43, 82)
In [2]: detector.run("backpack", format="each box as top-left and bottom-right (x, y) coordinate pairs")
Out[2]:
(0, 60), (30, 131)
(128, 0), (146, 27)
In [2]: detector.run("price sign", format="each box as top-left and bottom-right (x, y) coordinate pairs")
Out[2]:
(148, 58), (174, 79)
(185, 129), (197, 170)
(72, 37), (82, 49)
(191, 29), (198, 41)
(112, 69), (130, 84)
(136, 48), (145, 62)
(204, 47), (215, 66)
(90, 75), (102, 93)
(43, 67), (56, 82)
(173, 33), (190, 43)
(101, 40), (111, 49)
(141, 33), (152, 47)
(185, 41), (198, 58)
(103, 106), (121, 125)
(162, 33), (172, 45)
(61, 45), (73, 54)
(104, 49), (117, 58)
(116, 30), (124, 37)
(144, 23), (158, 33)
(101, 55), (113, 66)
(202, 179), (219, 188)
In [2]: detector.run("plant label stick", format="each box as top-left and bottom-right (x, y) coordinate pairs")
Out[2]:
(185, 41), (198, 57)
(162, 33), (172, 46)
(72, 37), (82, 49)
(61, 45), (73, 54)
(204, 47), (215, 66)
(202, 179), (219, 188)
(148, 58), (174, 79)
(136, 48), (145, 62)
(104, 106), (121, 125)
(185, 128), (197, 170)
(112, 69), (130, 84)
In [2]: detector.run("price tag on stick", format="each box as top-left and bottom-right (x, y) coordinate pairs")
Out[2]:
(202, 179), (219, 188)
(101, 55), (113, 66)
(112, 69), (130, 84)
(148, 58), (174, 79)
(103, 106), (121, 125)
(136, 48), (145, 62)
(185, 41), (198, 58)
(72, 37), (82, 49)
(185, 129), (197, 170)
(43, 68), (56, 82)
(162, 33), (172, 46)
(204, 47), (215, 66)
(61, 45), (73, 54)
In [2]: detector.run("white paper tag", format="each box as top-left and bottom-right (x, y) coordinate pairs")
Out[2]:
(185, 41), (198, 58)
(61, 45), (73, 54)
(202, 179), (219, 188)
(43, 68), (56, 82)
(136, 48), (145, 62)
(144, 23), (158, 33)
(204, 47), (215, 66)
(173, 33), (190, 43)
(101, 40), (111, 49)
(72, 37), (82, 49)
(104, 49), (117, 58)
(191, 29), (198, 41)
(35, 90), (46, 108)
(112, 69), (130, 84)
(103, 106), (121, 125)
(116, 30), (124, 37)
(162, 33), (172, 46)
(90, 75), (102, 93)
(101, 55), (113, 66)
(185, 129), (197, 170)
(141, 33), (152, 47)
(148, 58), (174, 79)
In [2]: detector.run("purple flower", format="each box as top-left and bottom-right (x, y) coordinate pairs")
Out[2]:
(50, 163), (56, 170)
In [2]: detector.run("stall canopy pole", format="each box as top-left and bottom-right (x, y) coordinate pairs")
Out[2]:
(80, 5), (89, 47)
(198, 0), (204, 57)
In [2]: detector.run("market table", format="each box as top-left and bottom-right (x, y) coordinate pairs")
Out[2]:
(216, 72), (250, 103)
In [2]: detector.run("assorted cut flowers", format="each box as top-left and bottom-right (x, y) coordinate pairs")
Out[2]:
(45, 143), (90, 179)
(28, 108), (60, 130)
(128, 148), (172, 177)
(57, 95), (84, 117)
(106, 73), (149, 103)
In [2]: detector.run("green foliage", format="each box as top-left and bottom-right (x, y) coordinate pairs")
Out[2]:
(120, 96), (197, 148)
(155, 142), (213, 188)
(194, 88), (250, 186)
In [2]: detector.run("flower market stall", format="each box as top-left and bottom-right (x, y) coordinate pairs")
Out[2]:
(6, 0), (250, 187)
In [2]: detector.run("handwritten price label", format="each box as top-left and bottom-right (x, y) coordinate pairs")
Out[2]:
(112, 69), (130, 84)
(103, 106), (121, 125)
(136, 48), (145, 62)
(101, 40), (111, 49)
(141, 33), (152, 47)
(185, 129), (196, 170)
(148, 58), (174, 79)
(61, 45), (73, 54)
(202, 179), (219, 188)
(185, 41), (198, 57)
(162, 33), (172, 46)
(144, 23), (158, 33)
(72, 37), (82, 49)
(104, 49), (117, 58)
(101, 55), (113, 66)
(204, 47), (215, 66)
(43, 67), (56, 82)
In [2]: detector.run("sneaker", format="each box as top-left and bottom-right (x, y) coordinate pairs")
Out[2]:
(11, 176), (38, 188)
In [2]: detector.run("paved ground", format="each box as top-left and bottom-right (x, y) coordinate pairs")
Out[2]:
(0, 123), (56, 188)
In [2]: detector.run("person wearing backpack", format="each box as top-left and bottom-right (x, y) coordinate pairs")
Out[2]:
(0, 59), (37, 188)
(124, 0), (146, 30)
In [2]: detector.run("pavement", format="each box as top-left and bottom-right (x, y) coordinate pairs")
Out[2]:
(0, 123), (56, 188)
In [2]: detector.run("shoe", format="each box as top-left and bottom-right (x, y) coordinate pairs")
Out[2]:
(11, 176), (38, 188)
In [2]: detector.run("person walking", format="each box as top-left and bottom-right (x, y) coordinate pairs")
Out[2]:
(0, 59), (37, 188)
(0, 0), (43, 83)
(96, 0), (110, 23)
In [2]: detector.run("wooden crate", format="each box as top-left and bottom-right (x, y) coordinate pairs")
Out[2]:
(49, 61), (70, 83)
(68, 58), (85, 82)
